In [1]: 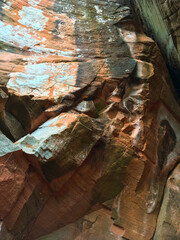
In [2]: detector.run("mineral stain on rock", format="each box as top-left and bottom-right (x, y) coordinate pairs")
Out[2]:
(158, 120), (177, 170)
(0, 0), (180, 240)
(18, 6), (49, 31)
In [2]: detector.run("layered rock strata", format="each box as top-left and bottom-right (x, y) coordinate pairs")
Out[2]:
(135, 0), (180, 98)
(0, 0), (179, 240)
(154, 164), (180, 240)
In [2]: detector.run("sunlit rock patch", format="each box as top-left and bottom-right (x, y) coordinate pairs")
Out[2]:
(18, 6), (49, 31)
(0, 0), (179, 240)
(17, 112), (103, 182)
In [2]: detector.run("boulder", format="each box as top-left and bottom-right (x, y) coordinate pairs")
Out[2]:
(17, 113), (103, 186)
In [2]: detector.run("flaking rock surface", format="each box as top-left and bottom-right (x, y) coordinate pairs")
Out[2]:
(0, 0), (179, 240)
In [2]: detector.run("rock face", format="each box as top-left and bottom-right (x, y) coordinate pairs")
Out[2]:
(154, 164), (180, 240)
(18, 113), (103, 184)
(0, 0), (179, 240)
(134, 0), (180, 97)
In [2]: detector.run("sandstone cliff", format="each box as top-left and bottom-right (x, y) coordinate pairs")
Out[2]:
(0, 0), (179, 239)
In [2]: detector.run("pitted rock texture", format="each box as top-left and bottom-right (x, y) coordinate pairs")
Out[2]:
(0, 0), (180, 240)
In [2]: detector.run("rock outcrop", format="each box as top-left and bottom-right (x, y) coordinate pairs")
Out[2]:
(0, 0), (179, 240)
(134, 0), (180, 98)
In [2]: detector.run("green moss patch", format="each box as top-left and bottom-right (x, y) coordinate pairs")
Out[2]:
(91, 141), (134, 204)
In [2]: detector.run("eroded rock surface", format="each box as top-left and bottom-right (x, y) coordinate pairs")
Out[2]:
(154, 164), (180, 240)
(0, 0), (179, 240)
(135, 0), (180, 97)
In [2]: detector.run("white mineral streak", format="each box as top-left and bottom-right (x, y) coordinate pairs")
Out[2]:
(0, 21), (41, 48)
(7, 62), (79, 100)
(28, 0), (42, 6)
(18, 7), (49, 31)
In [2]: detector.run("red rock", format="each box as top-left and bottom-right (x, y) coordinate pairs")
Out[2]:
(154, 164), (180, 240)
(0, 0), (179, 240)
(0, 132), (29, 219)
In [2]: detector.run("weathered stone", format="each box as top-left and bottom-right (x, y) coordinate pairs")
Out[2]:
(154, 164), (180, 240)
(0, 131), (20, 157)
(134, 0), (180, 98)
(7, 61), (104, 103)
(92, 140), (134, 204)
(18, 113), (103, 184)
(6, 95), (49, 133)
(36, 208), (124, 240)
(0, 89), (8, 112)
(3, 112), (26, 141)
(3, 169), (50, 240)
(74, 100), (98, 117)
(0, 223), (14, 240)
(0, 0), (179, 240)
(0, 132), (28, 219)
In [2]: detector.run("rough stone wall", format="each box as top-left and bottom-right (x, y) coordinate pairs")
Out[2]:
(134, 0), (180, 97)
(154, 164), (180, 240)
(0, 0), (179, 240)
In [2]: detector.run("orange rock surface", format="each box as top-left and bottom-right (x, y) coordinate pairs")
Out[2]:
(0, 0), (179, 239)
